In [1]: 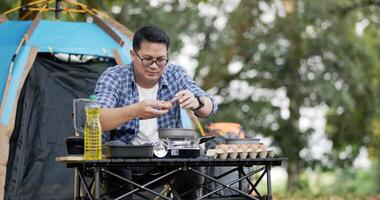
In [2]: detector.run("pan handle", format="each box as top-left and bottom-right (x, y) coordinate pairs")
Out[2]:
(198, 135), (215, 144)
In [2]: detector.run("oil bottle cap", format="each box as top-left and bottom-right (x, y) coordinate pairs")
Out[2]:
(89, 95), (97, 101)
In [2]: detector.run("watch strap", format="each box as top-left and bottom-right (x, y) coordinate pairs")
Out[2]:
(193, 96), (205, 111)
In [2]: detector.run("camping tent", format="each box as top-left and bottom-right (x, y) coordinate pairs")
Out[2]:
(0, 5), (135, 199)
(0, 2), (196, 199)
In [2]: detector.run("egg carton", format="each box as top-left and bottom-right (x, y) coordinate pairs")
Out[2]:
(206, 149), (277, 159)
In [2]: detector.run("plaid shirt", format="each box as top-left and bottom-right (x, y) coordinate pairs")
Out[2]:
(95, 63), (218, 143)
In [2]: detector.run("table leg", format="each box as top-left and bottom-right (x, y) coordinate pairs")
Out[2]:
(74, 168), (81, 200)
(190, 168), (260, 200)
(266, 165), (272, 200)
(76, 168), (95, 200)
(95, 167), (100, 199)
(103, 168), (178, 200)
(238, 166), (243, 191)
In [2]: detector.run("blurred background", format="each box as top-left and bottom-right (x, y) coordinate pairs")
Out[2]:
(2, 0), (380, 199)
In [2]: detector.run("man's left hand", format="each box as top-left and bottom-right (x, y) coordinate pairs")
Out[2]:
(172, 89), (199, 110)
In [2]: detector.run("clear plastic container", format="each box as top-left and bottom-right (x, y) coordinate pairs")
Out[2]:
(83, 95), (102, 160)
(73, 98), (91, 136)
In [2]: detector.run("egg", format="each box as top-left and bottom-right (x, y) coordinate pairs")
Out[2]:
(217, 144), (229, 151)
(228, 144), (238, 151)
(259, 143), (267, 151)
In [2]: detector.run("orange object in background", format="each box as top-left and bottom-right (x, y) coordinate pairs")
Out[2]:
(207, 122), (245, 139)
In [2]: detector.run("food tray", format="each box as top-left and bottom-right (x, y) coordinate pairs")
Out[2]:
(104, 144), (153, 158)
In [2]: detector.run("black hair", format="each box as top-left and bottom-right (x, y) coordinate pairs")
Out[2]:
(132, 25), (170, 51)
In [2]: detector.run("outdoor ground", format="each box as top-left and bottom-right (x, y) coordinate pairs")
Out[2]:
(274, 193), (380, 200)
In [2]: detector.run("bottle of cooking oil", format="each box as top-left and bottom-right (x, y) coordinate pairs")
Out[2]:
(84, 95), (102, 160)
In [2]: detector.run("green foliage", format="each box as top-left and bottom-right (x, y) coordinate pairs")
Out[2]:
(276, 164), (380, 198)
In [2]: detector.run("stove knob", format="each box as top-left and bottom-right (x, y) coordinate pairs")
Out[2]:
(153, 141), (168, 158)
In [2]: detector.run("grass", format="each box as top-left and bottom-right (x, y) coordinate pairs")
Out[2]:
(273, 193), (380, 200)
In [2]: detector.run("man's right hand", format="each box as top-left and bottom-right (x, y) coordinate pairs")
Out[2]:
(99, 100), (173, 131)
(135, 100), (172, 119)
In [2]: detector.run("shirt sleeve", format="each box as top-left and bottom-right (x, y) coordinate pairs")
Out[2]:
(94, 67), (121, 108)
(176, 66), (218, 116)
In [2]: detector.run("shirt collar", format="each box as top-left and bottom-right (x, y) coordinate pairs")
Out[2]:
(129, 63), (169, 89)
(128, 63), (137, 88)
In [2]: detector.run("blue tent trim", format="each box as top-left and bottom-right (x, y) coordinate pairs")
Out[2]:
(0, 21), (31, 105)
(1, 46), (32, 125)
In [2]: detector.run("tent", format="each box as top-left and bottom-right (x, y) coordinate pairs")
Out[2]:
(0, 2), (135, 199)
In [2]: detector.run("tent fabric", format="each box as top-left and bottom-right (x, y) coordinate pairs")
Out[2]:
(5, 53), (116, 200)
(0, 21), (31, 103)
(0, 20), (132, 126)
(27, 21), (132, 58)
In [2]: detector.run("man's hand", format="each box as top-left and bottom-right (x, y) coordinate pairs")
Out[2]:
(172, 89), (199, 110)
(99, 100), (173, 131)
(136, 100), (172, 119)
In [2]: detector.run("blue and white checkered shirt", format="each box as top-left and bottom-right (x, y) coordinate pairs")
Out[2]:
(94, 63), (218, 143)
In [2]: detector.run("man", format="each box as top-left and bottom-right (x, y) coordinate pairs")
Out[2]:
(95, 25), (218, 199)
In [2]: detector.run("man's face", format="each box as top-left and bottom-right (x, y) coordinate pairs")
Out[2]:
(131, 41), (168, 88)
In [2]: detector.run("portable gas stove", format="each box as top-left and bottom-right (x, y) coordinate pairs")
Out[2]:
(153, 129), (215, 158)
(165, 138), (201, 158)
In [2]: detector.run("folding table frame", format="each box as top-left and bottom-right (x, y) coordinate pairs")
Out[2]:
(57, 156), (287, 200)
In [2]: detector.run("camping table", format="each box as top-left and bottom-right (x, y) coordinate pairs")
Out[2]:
(56, 156), (286, 200)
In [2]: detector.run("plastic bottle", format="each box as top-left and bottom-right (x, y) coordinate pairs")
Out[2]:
(84, 95), (102, 160)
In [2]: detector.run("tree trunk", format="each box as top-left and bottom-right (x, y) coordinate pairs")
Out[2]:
(285, 77), (303, 191)
(287, 158), (301, 191)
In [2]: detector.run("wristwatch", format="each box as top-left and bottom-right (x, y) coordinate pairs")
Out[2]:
(193, 96), (205, 111)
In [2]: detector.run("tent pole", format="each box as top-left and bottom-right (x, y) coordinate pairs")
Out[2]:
(111, 49), (124, 65)
(93, 16), (125, 46)
(24, 13), (42, 42)
(65, 0), (134, 40)
(64, 0), (97, 16)
(1, 0), (50, 16)
(65, 0), (134, 39)
(20, 10), (34, 20)
(101, 16), (134, 40)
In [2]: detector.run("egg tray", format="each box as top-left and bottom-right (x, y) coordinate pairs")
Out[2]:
(206, 149), (276, 159)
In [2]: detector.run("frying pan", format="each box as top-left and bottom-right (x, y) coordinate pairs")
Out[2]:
(158, 128), (195, 139)
(158, 128), (215, 145)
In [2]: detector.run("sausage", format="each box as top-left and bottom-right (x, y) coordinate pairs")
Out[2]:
(159, 101), (172, 110)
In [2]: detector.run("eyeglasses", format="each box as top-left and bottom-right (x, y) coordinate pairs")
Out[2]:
(134, 51), (169, 67)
